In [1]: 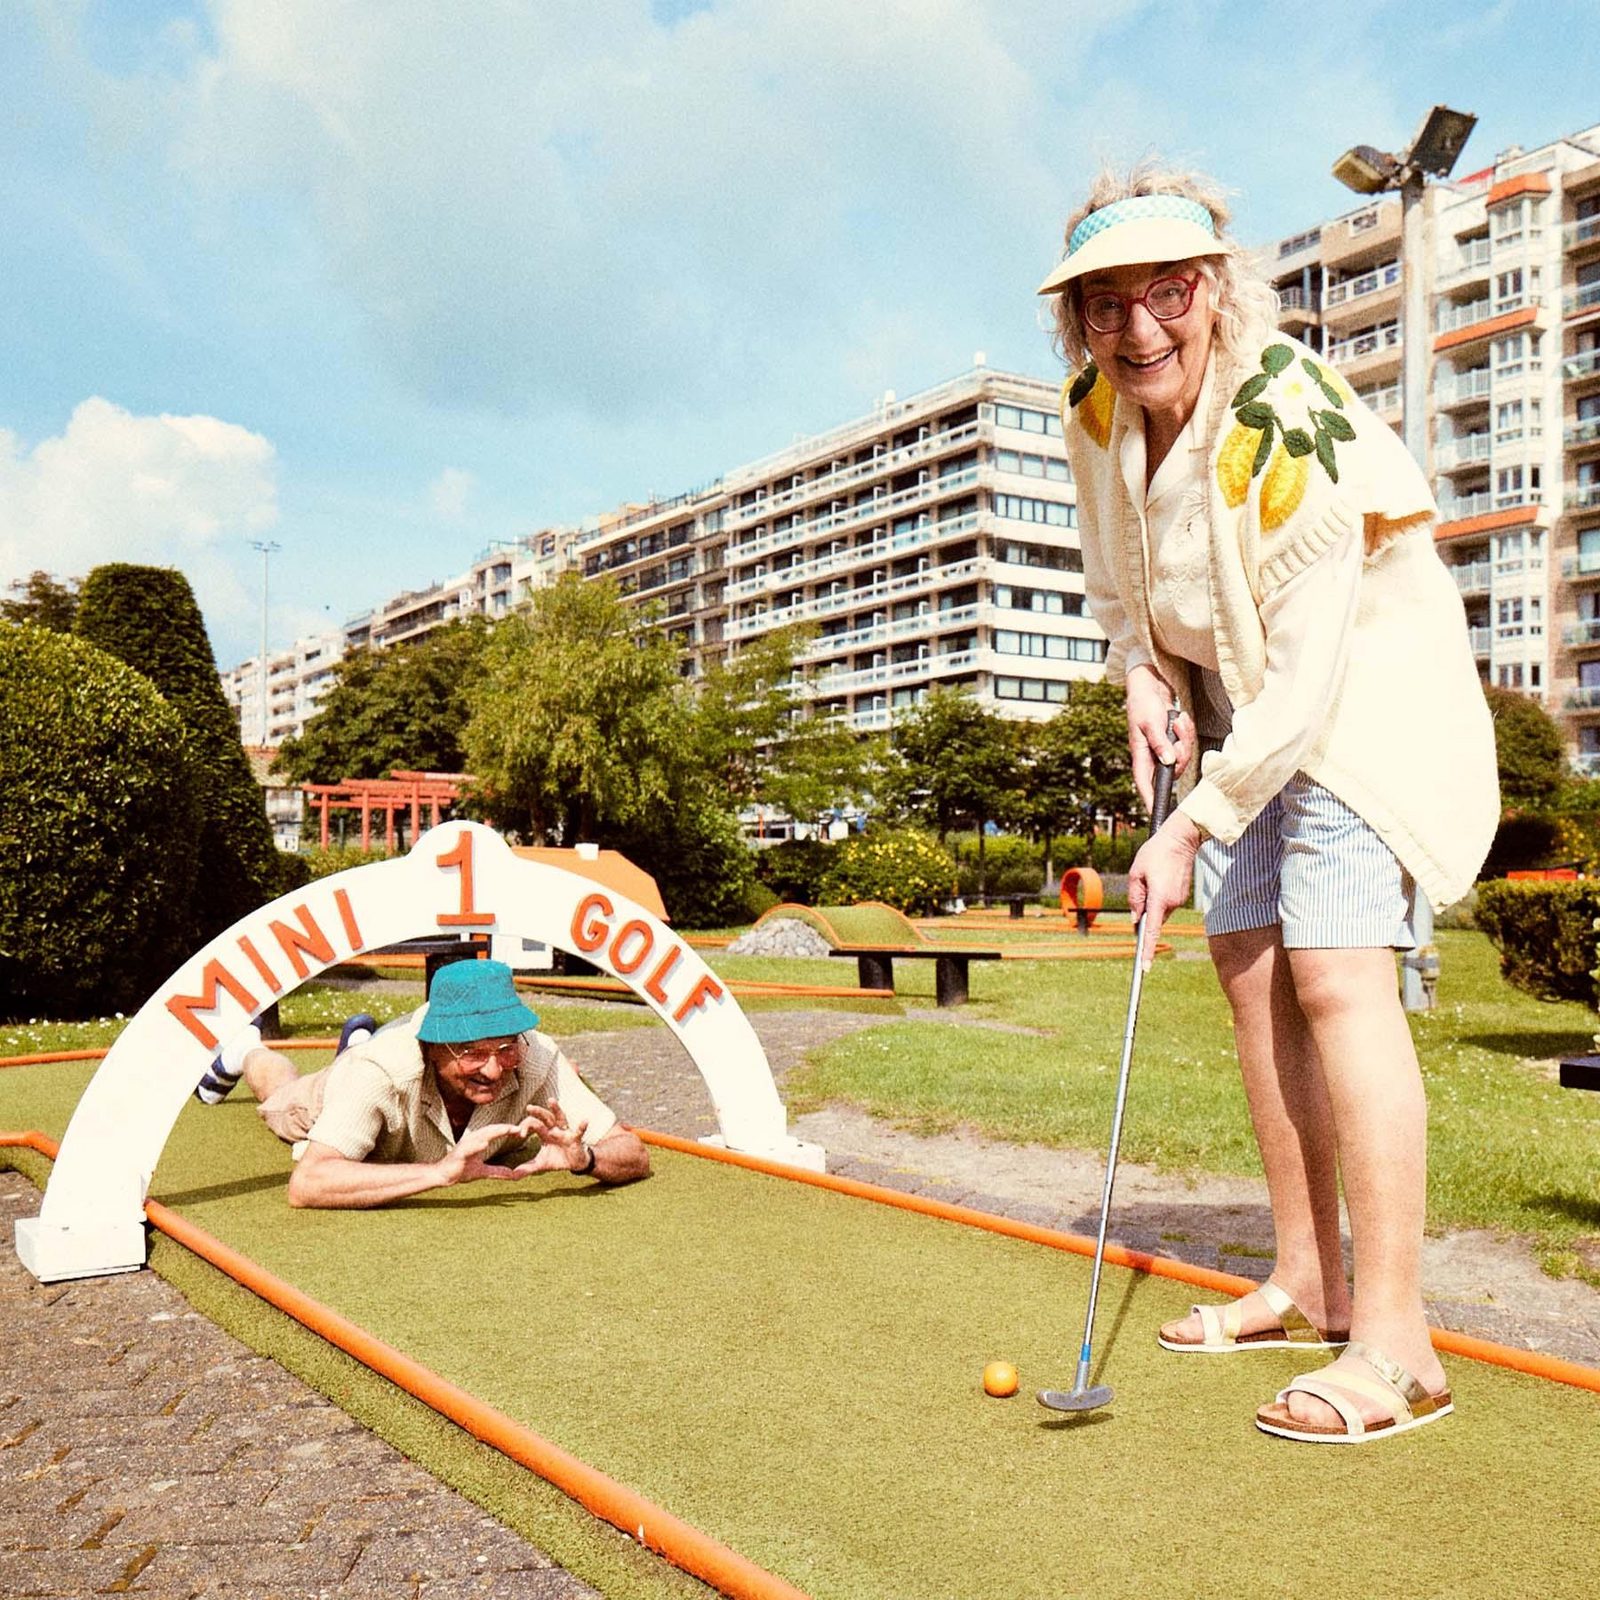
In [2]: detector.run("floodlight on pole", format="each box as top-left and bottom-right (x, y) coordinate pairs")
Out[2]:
(248, 540), (281, 748)
(1330, 104), (1474, 1013)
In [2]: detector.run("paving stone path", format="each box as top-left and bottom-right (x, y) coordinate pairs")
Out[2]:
(5, 1005), (1598, 1597)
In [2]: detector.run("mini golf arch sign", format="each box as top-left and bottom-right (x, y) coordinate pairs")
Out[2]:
(16, 821), (823, 1283)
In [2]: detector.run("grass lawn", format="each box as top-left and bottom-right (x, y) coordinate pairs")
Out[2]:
(6, 928), (1598, 1277)
(709, 929), (1600, 1280)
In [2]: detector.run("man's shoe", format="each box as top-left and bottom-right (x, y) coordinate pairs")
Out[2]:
(338, 1013), (379, 1053)
(194, 1023), (262, 1105)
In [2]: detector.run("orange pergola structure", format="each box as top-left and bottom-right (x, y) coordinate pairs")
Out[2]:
(302, 769), (471, 852)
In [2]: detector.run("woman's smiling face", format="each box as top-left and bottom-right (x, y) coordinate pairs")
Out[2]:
(1080, 259), (1217, 429)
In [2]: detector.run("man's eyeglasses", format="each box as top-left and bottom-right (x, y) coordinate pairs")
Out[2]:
(443, 1039), (521, 1069)
(1080, 273), (1201, 335)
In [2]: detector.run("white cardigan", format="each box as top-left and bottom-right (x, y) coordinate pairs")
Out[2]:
(1063, 331), (1498, 910)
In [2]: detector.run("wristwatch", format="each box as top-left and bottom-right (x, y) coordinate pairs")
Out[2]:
(575, 1141), (597, 1176)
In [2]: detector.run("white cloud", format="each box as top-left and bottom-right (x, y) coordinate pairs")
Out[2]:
(0, 397), (279, 648)
(427, 466), (475, 524)
(157, 1), (1117, 417)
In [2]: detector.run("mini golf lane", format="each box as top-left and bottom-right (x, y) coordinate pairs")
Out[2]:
(6, 1066), (1600, 1600)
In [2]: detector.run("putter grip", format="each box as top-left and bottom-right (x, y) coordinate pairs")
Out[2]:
(1149, 710), (1178, 831)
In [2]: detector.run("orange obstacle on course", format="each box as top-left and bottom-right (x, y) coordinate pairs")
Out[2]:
(1060, 867), (1104, 932)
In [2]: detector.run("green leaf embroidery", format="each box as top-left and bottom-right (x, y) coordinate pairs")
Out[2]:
(1067, 364), (1100, 408)
(1319, 409), (1356, 442)
(1232, 373), (1270, 407)
(1252, 417), (1275, 476)
(1281, 427), (1314, 457)
(1235, 401), (1275, 430)
(1303, 357), (1344, 407)
(1314, 428), (1339, 483)
(1262, 343), (1294, 376)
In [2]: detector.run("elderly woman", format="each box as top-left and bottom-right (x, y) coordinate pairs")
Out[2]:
(1037, 167), (1497, 1443)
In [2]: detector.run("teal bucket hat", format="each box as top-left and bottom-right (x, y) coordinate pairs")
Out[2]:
(417, 959), (541, 1044)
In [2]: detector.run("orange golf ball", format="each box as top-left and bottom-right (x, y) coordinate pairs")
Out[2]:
(982, 1360), (1019, 1397)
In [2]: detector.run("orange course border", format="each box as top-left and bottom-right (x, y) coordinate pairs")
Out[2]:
(0, 1129), (809, 1600)
(5, 1106), (1600, 1593)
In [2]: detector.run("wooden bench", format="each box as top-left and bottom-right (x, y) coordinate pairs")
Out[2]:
(829, 947), (1001, 1007)
(1558, 1054), (1600, 1092)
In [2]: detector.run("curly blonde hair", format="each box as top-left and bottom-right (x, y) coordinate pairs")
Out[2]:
(1046, 160), (1279, 371)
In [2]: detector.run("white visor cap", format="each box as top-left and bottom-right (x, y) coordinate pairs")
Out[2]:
(1037, 195), (1228, 295)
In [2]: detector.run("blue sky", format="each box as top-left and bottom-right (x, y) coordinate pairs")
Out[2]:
(4, 0), (1598, 669)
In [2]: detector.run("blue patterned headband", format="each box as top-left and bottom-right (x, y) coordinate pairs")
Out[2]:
(1068, 195), (1217, 256)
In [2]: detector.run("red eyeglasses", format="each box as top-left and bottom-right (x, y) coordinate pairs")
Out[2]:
(1080, 273), (1201, 335)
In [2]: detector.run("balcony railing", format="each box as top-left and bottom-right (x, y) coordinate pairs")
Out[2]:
(1561, 551), (1600, 579)
(1563, 349), (1600, 382)
(1565, 215), (1600, 250)
(1324, 262), (1400, 307)
(726, 419), (985, 528)
(1563, 618), (1600, 647)
(1443, 238), (1492, 278)
(1436, 434), (1492, 470)
(1451, 561), (1492, 595)
(1567, 483), (1600, 512)
(1437, 367), (1492, 406)
(1566, 685), (1600, 710)
(1565, 417), (1600, 448)
(1356, 382), (1402, 414)
(1326, 323), (1401, 366)
(1439, 490), (1494, 521)
(1566, 281), (1600, 317)
(1437, 298), (1492, 333)
(1277, 286), (1315, 313)
(1467, 625), (1491, 656)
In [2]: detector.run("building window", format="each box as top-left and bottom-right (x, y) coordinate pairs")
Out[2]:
(994, 676), (1072, 703)
(997, 539), (1083, 572)
(993, 404), (1064, 438)
(993, 493), (1076, 528)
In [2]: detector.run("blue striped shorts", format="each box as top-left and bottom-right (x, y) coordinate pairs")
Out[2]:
(1192, 773), (1416, 949)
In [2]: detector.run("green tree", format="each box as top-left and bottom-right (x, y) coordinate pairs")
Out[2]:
(0, 624), (203, 1018)
(1485, 684), (1565, 809)
(273, 619), (490, 783)
(463, 574), (689, 841)
(1023, 679), (1139, 875)
(74, 564), (279, 943)
(1, 570), (79, 632)
(885, 691), (1020, 893)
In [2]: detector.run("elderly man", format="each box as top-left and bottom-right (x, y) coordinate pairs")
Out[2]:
(194, 959), (650, 1207)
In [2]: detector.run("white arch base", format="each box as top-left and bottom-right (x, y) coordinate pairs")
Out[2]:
(16, 822), (824, 1283)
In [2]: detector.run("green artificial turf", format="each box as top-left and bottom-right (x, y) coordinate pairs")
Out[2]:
(4, 1063), (1599, 1600)
(781, 929), (1600, 1275)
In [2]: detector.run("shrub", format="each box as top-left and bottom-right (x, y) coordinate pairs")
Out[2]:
(0, 624), (204, 1019)
(817, 829), (958, 915)
(1473, 879), (1600, 1003)
(950, 833), (1044, 898)
(295, 844), (396, 883)
(753, 837), (833, 905)
(610, 800), (760, 931)
(75, 565), (279, 941)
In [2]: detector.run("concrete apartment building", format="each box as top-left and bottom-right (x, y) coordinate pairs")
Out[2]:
(227, 116), (1600, 771)
(572, 364), (1102, 729)
(1262, 120), (1600, 768)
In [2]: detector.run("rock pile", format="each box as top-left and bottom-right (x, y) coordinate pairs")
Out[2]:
(726, 917), (835, 958)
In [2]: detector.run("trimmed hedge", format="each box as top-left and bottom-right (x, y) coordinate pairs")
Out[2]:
(1472, 879), (1600, 1004)
(0, 624), (204, 1019)
(75, 564), (279, 942)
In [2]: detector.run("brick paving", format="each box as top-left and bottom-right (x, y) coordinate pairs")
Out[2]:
(4, 1004), (1599, 1597)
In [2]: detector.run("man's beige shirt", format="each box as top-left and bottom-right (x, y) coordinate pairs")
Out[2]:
(304, 1006), (617, 1164)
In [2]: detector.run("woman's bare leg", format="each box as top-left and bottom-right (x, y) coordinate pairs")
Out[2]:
(1161, 925), (1351, 1342)
(1276, 946), (1445, 1426)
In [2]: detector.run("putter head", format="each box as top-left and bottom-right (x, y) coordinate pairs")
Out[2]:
(1037, 1384), (1113, 1413)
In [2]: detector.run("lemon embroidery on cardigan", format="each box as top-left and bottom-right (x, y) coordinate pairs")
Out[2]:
(1219, 343), (1357, 519)
(1066, 362), (1114, 448)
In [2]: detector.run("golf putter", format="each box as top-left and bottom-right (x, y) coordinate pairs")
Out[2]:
(1039, 708), (1179, 1415)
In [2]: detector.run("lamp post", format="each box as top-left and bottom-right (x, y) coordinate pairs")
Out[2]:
(248, 539), (281, 748)
(1332, 104), (1476, 1012)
